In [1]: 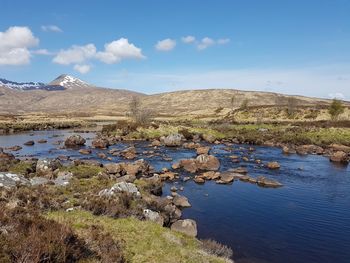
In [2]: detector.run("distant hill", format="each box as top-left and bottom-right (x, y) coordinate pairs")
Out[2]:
(0, 74), (348, 117)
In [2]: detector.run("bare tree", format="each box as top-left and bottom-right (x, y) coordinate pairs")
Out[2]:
(128, 96), (154, 125)
(287, 97), (298, 116)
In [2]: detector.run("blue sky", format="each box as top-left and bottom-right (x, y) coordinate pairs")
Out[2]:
(0, 0), (350, 99)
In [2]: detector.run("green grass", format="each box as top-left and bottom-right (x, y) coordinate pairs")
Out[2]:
(8, 162), (33, 175)
(48, 210), (229, 263)
(62, 165), (105, 179)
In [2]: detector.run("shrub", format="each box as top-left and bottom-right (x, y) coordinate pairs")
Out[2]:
(328, 99), (345, 120)
(0, 206), (92, 262)
(200, 239), (233, 259)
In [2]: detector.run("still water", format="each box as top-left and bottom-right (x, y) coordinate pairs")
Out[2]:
(1, 130), (349, 263)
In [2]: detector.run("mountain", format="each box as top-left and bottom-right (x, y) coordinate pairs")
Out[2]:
(0, 74), (348, 117)
(0, 78), (64, 91)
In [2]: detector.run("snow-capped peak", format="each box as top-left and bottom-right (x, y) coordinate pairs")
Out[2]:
(0, 78), (64, 91)
(49, 74), (90, 89)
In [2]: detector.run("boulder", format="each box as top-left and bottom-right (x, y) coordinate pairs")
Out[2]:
(329, 144), (350, 153)
(54, 171), (73, 186)
(36, 159), (62, 177)
(171, 219), (197, 237)
(6, 145), (22, 151)
(193, 176), (205, 184)
(196, 146), (210, 155)
(195, 154), (220, 171)
(173, 195), (191, 208)
(216, 172), (234, 184)
(179, 159), (198, 173)
(92, 138), (109, 149)
(183, 142), (201, 149)
(330, 151), (348, 164)
(256, 176), (283, 188)
(121, 146), (137, 160)
(64, 135), (86, 147)
(143, 209), (164, 225)
(163, 134), (183, 147)
(164, 204), (182, 223)
(267, 161), (280, 170)
(99, 182), (141, 197)
(37, 139), (47, 144)
(104, 163), (122, 174)
(202, 134), (216, 143)
(231, 167), (248, 174)
(24, 140), (35, 146)
(282, 145), (296, 154)
(0, 173), (30, 188)
(160, 172), (177, 181)
(200, 171), (220, 180)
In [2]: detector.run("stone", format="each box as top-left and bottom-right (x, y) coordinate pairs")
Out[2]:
(24, 140), (35, 146)
(6, 145), (22, 151)
(143, 209), (164, 225)
(37, 139), (47, 143)
(36, 159), (62, 177)
(99, 182), (141, 197)
(171, 219), (197, 237)
(195, 154), (220, 171)
(202, 134), (216, 143)
(64, 135), (86, 147)
(30, 177), (49, 186)
(267, 161), (280, 169)
(160, 172), (177, 181)
(179, 159), (198, 173)
(173, 195), (191, 208)
(256, 176), (283, 188)
(200, 171), (220, 180)
(163, 134), (183, 147)
(92, 137), (109, 149)
(151, 140), (161, 147)
(54, 171), (73, 186)
(196, 146), (210, 155)
(121, 146), (137, 160)
(79, 149), (92, 155)
(216, 172), (234, 184)
(194, 176), (205, 184)
(231, 167), (248, 174)
(282, 145), (296, 154)
(0, 173), (30, 188)
(329, 144), (350, 153)
(330, 151), (348, 164)
(104, 163), (122, 174)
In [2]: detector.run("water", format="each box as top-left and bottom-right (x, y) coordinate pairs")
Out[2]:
(1, 130), (350, 263)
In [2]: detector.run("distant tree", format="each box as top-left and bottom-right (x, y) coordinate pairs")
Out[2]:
(240, 99), (249, 110)
(128, 96), (154, 125)
(287, 97), (298, 116)
(328, 99), (345, 120)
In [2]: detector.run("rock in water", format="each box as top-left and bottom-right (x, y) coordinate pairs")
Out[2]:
(163, 134), (182, 147)
(173, 195), (191, 208)
(171, 219), (197, 237)
(330, 151), (349, 164)
(64, 134), (86, 147)
(267, 161), (281, 169)
(195, 154), (220, 171)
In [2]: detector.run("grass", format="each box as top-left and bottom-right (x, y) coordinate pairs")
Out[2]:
(8, 162), (34, 175)
(62, 165), (105, 179)
(48, 210), (229, 263)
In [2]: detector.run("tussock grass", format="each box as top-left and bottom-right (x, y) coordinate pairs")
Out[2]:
(48, 210), (230, 263)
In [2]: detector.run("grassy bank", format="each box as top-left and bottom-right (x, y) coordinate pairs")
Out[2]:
(48, 210), (229, 263)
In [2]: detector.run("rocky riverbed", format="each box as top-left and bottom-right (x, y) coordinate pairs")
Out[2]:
(1, 128), (350, 263)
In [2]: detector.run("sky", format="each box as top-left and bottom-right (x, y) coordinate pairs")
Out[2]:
(0, 0), (350, 99)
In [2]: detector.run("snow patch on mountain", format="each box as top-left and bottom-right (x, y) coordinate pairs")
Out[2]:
(0, 78), (64, 91)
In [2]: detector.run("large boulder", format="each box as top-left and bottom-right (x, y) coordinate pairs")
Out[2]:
(216, 172), (234, 184)
(104, 163), (122, 174)
(196, 146), (210, 155)
(171, 219), (197, 237)
(143, 209), (164, 225)
(92, 137), (109, 149)
(202, 134), (216, 143)
(64, 135), (86, 147)
(121, 146), (137, 160)
(330, 151), (348, 164)
(36, 159), (62, 178)
(173, 195), (191, 208)
(195, 154), (220, 171)
(179, 159), (198, 173)
(163, 134), (182, 147)
(99, 182), (141, 197)
(0, 173), (30, 188)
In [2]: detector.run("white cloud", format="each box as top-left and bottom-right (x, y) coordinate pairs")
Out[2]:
(0, 26), (39, 65)
(41, 25), (62, 33)
(73, 64), (91, 74)
(155, 38), (176, 51)
(181, 36), (196, 44)
(53, 44), (96, 65)
(96, 38), (145, 64)
(217, 38), (230, 45)
(31, 49), (52, 55)
(197, 37), (216, 50)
